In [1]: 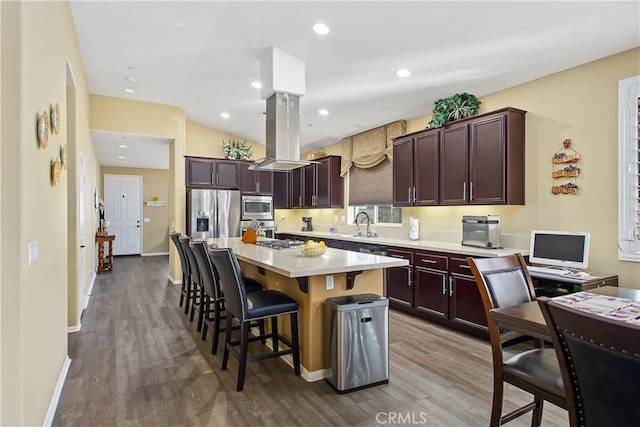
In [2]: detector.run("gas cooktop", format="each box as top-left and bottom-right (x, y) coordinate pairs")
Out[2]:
(256, 239), (305, 250)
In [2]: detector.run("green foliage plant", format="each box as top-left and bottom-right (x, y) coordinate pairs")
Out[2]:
(222, 138), (253, 160)
(426, 93), (481, 129)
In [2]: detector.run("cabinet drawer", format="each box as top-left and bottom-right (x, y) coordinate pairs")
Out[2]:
(449, 256), (475, 275)
(387, 248), (414, 264)
(415, 252), (448, 271)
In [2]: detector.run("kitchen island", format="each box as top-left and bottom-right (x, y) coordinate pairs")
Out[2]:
(206, 237), (409, 381)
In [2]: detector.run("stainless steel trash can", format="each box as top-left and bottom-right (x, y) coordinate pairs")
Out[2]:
(325, 293), (389, 393)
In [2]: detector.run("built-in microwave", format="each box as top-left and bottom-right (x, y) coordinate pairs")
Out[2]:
(241, 195), (273, 220)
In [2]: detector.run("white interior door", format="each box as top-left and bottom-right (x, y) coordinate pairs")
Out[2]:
(78, 152), (86, 314)
(105, 175), (142, 255)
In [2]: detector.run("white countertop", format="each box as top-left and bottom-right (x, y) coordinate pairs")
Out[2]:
(278, 230), (528, 258)
(206, 237), (409, 278)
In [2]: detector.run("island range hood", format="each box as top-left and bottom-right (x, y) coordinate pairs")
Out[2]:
(249, 48), (315, 172)
(249, 92), (314, 171)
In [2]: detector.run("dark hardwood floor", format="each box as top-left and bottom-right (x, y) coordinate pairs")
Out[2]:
(53, 255), (567, 426)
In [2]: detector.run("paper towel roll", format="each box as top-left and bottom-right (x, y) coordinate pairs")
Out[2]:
(409, 217), (419, 240)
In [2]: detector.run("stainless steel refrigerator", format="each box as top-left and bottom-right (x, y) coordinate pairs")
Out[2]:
(187, 189), (241, 239)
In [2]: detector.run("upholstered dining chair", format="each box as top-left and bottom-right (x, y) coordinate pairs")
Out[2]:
(179, 236), (204, 331)
(169, 232), (191, 314)
(209, 247), (301, 392)
(189, 240), (264, 354)
(467, 254), (567, 426)
(538, 296), (640, 427)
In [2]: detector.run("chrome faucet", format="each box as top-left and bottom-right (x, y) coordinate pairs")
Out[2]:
(354, 212), (376, 237)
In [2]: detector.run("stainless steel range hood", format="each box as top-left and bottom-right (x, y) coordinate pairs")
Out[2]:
(249, 92), (314, 171)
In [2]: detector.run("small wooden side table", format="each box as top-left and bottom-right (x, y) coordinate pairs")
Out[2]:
(96, 233), (115, 273)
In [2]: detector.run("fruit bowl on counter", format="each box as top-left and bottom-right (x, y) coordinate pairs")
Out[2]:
(299, 240), (327, 257)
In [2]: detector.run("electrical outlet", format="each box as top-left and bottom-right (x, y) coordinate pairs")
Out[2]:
(334, 215), (338, 222)
(28, 241), (39, 266)
(143, 217), (151, 223)
(341, 215), (345, 222)
(326, 275), (334, 290)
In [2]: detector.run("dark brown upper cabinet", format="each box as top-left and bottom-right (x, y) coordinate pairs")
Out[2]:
(185, 156), (239, 189)
(392, 130), (439, 206)
(393, 107), (526, 207)
(239, 161), (273, 195)
(283, 155), (343, 209)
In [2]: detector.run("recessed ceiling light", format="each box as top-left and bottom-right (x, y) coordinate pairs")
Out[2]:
(117, 156), (126, 159)
(251, 81), (262, 89)
(220, 112), (230, 119)
(124, 88), (136, 93)
(395, 69), (411, 78)
(125, 76), (136, 83)
(318, 109), (329, 116)
(118, 144), (128, 148)
(313, 23), (330, 35)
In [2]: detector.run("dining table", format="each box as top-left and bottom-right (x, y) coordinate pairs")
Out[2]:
(490, 286), (640, 340)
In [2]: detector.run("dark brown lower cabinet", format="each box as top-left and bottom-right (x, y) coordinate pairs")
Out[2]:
(385, 247), (488, 339)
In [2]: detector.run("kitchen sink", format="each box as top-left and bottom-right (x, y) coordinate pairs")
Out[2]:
(340, 234), (378, 239)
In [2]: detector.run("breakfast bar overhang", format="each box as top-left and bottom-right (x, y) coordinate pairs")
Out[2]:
(206, 237), (409, 381)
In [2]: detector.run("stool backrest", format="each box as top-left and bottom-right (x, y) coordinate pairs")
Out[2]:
(189, 240), (220, 300)
(170, 232), (189, 275)
(179, 236), (200, 286)
(209, 247), (247, 321)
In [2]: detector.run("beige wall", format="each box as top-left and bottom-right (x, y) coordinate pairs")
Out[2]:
(186, 120), (266, 159)
(101, 167), (170, 254)
(0, 1), (100, 425)
(278, 48), (640, 288)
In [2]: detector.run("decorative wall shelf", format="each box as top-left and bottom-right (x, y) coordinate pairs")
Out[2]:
(145, 201), (167, 207)
(551, 139), (580, 195)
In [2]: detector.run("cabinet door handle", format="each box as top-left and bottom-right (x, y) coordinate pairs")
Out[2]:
(212, 173), (215, 184)
(442, 276), (446, 295)
(408, 187), (412, 203)
(421, 259), (437, 264)
(413, 187), (417, 204)
(216, 172), (220, 184)
(449, 276), (454, 296)
(459, 264), (470, 269)
(299, 196), (302, 206)
(463, 182), (467, 201)
(470, 182), (474, 201)
(408, 268), (412, 287)
(256, 182), (260, 193)
(390, 254), (404, 258)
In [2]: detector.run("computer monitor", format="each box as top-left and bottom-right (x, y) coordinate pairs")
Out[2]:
(529, 230), (590, 270)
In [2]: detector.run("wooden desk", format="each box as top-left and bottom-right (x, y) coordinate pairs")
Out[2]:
(490, 286), (640, 341)
(96, 234), (115, 273)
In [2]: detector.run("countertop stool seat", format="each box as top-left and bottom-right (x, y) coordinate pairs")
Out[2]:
(210, 247), (301, 392)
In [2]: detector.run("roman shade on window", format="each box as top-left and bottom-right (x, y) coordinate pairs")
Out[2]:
(340, 120), (406, 177)
(349, 159), (393, 205)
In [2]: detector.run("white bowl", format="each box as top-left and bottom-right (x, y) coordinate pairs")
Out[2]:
(299, 245), (327, 257)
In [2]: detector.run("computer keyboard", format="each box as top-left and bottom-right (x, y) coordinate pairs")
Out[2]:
(526, 266), (570, 276)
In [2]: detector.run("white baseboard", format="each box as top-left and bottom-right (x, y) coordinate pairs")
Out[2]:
(43, 356), (71, 427)
(142, 252), (169, 256)
(67, 323), (81, 333)
(168, 275), (182, 285)
(85, 271), (96, 310)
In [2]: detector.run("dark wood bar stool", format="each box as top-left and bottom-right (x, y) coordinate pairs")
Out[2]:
(209, 247), (301, 392)
(179, 236), (204, 331)
(169, 232), (191, 314)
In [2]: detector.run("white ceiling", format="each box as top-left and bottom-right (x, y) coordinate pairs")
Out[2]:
(70, 1), (640, 170)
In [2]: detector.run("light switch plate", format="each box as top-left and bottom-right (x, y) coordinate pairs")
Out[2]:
(28, 241), (39, 266)
(326, 275), (334, 290)
(143, 218), (151, 223)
